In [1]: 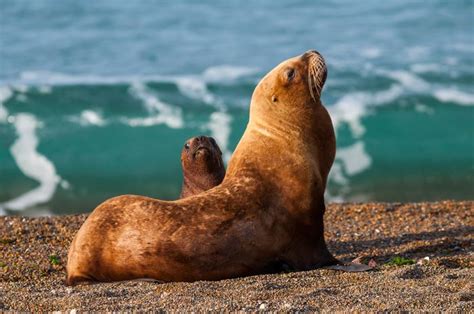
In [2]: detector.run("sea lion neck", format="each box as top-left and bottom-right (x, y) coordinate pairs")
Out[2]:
(180, 171), (224, 199)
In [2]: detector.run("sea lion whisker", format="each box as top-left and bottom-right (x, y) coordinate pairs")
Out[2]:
(309, 56), (326, 99)
(308, 65), (317, 102)
(309, 62), (320, 100)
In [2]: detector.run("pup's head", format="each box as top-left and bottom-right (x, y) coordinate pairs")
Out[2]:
(181, 135), (225, 184)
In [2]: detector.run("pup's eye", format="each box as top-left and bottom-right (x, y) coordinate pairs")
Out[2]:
(184, 143), (190, 150)
(286, 68), (296, 80)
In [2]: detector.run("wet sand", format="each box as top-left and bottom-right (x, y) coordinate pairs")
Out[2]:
(0, 201), (472, 311)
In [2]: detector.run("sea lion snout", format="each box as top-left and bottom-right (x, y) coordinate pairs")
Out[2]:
(301, 49), (321, 60)
(185, 136), (219, 158)
(304, 49), (327, 100)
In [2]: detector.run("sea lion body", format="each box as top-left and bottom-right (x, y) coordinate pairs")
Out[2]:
(66, 50), (337, 285)
(180, 136), (225, 199)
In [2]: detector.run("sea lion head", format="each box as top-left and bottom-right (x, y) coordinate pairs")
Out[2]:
(249, 50), (328, 128)
(180, 135), (225, 187)
(241, 50), (334, 187)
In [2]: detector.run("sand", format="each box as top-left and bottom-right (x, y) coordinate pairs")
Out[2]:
(0, 201), (472, 311)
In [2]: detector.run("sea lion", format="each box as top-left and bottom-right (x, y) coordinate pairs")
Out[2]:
(180, 135), (225, 198)
(66, 50), (339, 285)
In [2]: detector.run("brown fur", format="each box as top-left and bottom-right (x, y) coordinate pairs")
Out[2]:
(66, 50), (338, 285)
(180, 136), (225, 199)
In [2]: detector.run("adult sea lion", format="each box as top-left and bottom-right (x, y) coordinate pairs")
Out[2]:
(66, 50), (340, 285)
(180, 135), (225, 198)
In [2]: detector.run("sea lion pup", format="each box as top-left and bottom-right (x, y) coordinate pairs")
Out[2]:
(66, 50), (341, 285)
(180, 135), (225, 198)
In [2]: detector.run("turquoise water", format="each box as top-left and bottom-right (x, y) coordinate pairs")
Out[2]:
(0, 1), (473, 215)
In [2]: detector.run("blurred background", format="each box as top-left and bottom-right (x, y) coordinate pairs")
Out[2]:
(0, 1), (473, 215)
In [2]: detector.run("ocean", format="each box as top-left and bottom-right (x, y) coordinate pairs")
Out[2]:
(0, 1), (473, 215)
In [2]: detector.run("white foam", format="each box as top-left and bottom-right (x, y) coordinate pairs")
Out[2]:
(410, 63), (441, 74)
(38, 85), (52, 94)
(175, 76), (220, 107)
(414, 103), (434, 114)
(434, 88), (474, 106)
(405, 46), (429, 61)
(207, 111), (233, 162)
(360, 47), (382, 59)
(328, 70), (429, 139)
(0, 113), (61, 212)
(125, 115), (175, 128)
(383, 70), (430, 92)
(329, 163), (348, 185)
(18, 71), (146, 86)
(202, 65), (258, 82)
(13, 84), (28, 93)
(174, 66), (257, 108)
(444, 57), (458, 66)
(371, 84), (404, 104)
(336, 141), (372, 176)
(75, 110), (106, 126)
(13, 66), (257, 88)
(328, 93), (368, 138)
(327, 141), (372, 201)
(127, 82), (183, 129)
(0, 86), (13, 123)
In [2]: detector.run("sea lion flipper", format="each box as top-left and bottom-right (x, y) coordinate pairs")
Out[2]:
(325, 262), (374, 272)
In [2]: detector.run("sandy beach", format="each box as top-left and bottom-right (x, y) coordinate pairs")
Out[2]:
(0, 201), (472, 311)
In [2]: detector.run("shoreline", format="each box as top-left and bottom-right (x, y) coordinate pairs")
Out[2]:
(0, 201), (472, 311)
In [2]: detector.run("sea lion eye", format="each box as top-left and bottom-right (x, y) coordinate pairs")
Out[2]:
(184, 143), (190, 150)
(286, 68), (296, 81)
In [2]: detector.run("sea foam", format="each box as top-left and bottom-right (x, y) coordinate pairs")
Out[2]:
(73, 110), (107, 126)
(175, 76), (220, 107)
(336, 141), (372, 176)
(328, 141), (372, 200)
(0, 114), (62, 213)
(207, 111), (233, 162)
(434, 88), (474, 106)
(127, 82), (183, 129)
(202, 65), (258, 82)
(14, 66), (258, 88)
(0, 86), (13, 123)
